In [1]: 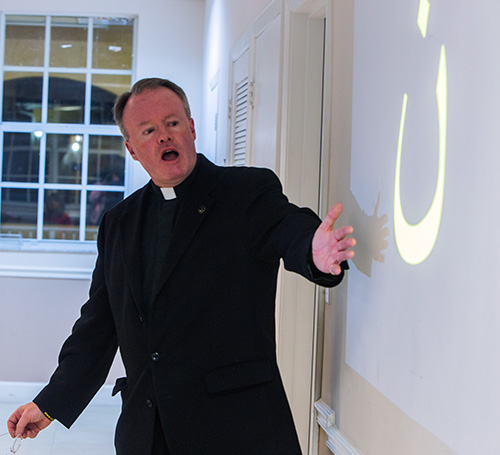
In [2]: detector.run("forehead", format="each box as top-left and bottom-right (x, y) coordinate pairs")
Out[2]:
(123, 87), (186, 125)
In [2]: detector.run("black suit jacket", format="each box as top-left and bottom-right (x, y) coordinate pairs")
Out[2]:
(35, 154), (345, 454)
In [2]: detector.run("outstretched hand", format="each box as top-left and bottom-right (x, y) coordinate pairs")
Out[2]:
(312, 203), (356, 275)
(7, 402), (52, 439)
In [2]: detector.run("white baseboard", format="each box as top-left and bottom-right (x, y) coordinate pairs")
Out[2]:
(315, 399), (363, 455)
(0, 382), (119, 407)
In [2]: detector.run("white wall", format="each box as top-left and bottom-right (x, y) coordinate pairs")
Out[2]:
(199, 0), (273, 162)
(0, 0), (205, 384)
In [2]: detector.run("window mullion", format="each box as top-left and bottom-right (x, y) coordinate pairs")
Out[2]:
(0, 14), (6, 119)
(36, 132), (47, 241)
(80, 19), (94, 242)
(79, 133), (89, 241)
(0, 13), (5, 224)
(41, 16), (51, 124)
(84, 17), (93, 127)
(36, 17), (51, 241)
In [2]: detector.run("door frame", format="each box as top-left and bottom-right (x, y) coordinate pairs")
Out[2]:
(278, 1), (330, 453)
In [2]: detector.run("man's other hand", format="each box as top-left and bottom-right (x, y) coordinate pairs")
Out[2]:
(7, 402), (52, 439)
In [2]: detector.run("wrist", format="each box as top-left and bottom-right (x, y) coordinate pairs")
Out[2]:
(34, 403), (55, 422)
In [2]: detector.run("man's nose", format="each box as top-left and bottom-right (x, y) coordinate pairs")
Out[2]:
(158, 128), (172, 143)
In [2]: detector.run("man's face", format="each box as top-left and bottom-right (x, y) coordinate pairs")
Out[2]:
(123, 87), (197, 187)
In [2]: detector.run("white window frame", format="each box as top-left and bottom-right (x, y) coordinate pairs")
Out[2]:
(0, 13), (136, 278)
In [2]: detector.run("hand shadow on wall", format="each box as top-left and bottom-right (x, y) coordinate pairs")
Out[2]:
(346, 191), (389, 277)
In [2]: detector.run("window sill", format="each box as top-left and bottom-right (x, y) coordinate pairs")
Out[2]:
(0, 246), (96, 280)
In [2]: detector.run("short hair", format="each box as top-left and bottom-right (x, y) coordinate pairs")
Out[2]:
(113, 78), (192, 139)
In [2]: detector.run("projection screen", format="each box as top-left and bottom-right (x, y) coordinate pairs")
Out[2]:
(346, 1), (500, 453)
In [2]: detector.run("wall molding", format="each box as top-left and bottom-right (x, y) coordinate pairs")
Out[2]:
(315, 400), (363, 455)
(0, 265), (92, 280)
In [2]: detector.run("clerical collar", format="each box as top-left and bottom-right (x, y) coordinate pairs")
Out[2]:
(160, 187), (176, 200)
(152, 154), (200, 200)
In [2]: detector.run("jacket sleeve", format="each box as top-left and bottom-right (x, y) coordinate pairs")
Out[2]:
(244, 168), (346, 288)
(34, 212), (119, 428)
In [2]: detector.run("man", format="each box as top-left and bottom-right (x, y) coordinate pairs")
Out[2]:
(7, 78), (355, 454)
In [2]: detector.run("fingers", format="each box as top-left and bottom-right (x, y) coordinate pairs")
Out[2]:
(24, 425), (42, 439)
(7, 406), (23, 438)
(327, 249), (355, 275)
(334, 225), (354, 241)
(336, 249), (355, 263)
(16, 413), (32, 439)
(321, 205), (355, 244)
(313, 202), (356, 274)
(329, 263), (342, 276)
(337, 236), (356, 252)
(7, 402), (49, 439)
(327, 232), (356, 274)
(319, 203), (343, 231)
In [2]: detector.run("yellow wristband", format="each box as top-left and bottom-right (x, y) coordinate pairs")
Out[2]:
(43, 411), (54, 422)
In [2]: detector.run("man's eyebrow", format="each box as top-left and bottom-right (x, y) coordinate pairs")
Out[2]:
(137, 114), (179, 127)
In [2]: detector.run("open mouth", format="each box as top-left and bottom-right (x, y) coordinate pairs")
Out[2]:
(162, 150), (179, 162)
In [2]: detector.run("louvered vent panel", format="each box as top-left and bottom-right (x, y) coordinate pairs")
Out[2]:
(232, 79), (249, 166)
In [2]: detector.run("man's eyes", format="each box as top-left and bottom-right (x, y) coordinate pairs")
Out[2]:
(141, 121), (180, 135)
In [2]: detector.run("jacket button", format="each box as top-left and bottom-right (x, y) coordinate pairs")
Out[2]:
(139, 315), (144, 323)
(146, 399), (153, 408)
(151, 352), (160, 361)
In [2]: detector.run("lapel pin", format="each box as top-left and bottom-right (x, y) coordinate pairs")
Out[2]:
(198, 205), (206, 215)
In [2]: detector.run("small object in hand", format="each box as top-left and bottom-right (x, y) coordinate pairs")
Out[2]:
(10, 437), (22, 454)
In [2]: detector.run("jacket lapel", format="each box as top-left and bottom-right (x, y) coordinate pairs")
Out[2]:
(151, 155), (217, 303)
(118, 184), (155, 312)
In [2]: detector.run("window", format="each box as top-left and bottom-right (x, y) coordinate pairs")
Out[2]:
(0, 15), (134, 251)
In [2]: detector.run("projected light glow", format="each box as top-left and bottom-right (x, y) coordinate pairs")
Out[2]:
(393, 3), (447, 265)
(417, 0), (430, 38)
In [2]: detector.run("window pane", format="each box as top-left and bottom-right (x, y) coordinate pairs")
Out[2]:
(45, 134), (83, 184)
(92, 19), (133, 70)
(91, 74), (131, 124)
(43, 189), (80, 240)
(48, 73), (86, 123)
(88, 135), (125, 185)
(2, 132), (40, 182)
(4, 16), (45, 67)
(50, 17), (88, 68)
(86, 190), (123, 240)
(1, 188), (38, 239)
(3, 72), (43, 122)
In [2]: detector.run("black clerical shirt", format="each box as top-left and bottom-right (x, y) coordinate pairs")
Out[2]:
(141, 161), (199, 311)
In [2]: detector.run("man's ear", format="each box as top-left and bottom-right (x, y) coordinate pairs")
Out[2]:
(190, 118), (196, 141)
(125, 141), (139, 161)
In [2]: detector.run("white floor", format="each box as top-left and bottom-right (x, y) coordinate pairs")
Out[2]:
(0, 384), (120, 454)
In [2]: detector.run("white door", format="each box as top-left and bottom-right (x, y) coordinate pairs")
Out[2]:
(250, 13), (282, 171)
